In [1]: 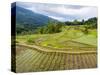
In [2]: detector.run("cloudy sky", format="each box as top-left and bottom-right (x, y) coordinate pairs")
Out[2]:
(17, 2), (97, 22)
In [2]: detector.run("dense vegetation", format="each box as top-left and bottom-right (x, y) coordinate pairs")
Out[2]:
(65, 17), (97, 27)
(16, 17), (97, 34)
(36, 21), (64, 34)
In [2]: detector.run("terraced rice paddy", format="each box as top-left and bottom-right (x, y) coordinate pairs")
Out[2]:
(16, 45), (97, 73)
(15, 26), (97, 73)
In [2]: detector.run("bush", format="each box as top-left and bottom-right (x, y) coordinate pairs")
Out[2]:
(80, 25), (90, 34)
(27, 38), (35, 44)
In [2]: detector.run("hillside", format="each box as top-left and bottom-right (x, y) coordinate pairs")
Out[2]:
(11, 4), (58, 34)
(16, 25), (97, 49)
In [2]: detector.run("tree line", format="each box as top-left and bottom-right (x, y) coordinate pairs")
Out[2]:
(65, 17), (97, 28)
(36, 21), (64, 34)
(36, 17), (97, 34)
(16, 17), (97, 34)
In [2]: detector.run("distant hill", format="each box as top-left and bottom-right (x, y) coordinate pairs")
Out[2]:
(11, 3), (57, 34)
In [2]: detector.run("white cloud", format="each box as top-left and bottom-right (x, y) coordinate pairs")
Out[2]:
(17, 2), (98, 21)
(48, 16), (66, 21)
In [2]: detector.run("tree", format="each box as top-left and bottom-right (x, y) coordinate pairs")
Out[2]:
(36, 20), (63, 34)
(81, 19), (85, 25)
(84, 17), (97, 28)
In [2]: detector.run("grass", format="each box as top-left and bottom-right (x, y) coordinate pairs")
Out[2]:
(16, 25), (97, 49)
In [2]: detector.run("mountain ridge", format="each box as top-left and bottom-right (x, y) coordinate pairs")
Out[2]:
(11, 4), (58, 34)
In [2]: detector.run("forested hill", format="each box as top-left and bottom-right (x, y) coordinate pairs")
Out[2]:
(11, 4), (58, 34)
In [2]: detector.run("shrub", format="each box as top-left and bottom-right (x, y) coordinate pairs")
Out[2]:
(27, 38), (35, 44)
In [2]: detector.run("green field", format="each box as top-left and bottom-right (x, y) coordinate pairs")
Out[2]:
(15, 25), (97, 72)
(16, 26), (97, 48)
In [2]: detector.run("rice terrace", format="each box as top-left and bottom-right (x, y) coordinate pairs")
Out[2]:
(11, 2), (97, 73)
